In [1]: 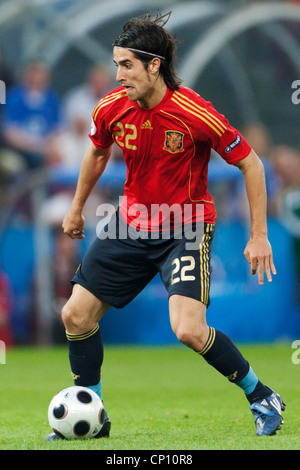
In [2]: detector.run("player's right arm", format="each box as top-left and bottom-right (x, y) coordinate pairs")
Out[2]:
(62, 143), (112, 239)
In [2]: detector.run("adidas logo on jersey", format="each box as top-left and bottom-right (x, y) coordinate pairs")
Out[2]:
(141, 120), (153, 130)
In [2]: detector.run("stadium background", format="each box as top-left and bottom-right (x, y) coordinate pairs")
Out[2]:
(0, 0), (299, 348)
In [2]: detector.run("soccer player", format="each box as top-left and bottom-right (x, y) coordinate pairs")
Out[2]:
(46, 12), (285, 440)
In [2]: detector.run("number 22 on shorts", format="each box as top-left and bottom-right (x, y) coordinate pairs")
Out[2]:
(171, 256), (196, 285)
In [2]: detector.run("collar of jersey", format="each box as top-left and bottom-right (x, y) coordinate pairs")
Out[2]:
(131, 87), (173, 113)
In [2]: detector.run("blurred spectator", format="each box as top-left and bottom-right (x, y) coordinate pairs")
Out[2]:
(38, 187), (110, 342)
(242, 123), (281, 217)
(46, 110), (90, 168)
(271, 144), (300, 235)
(0, 269), (13, 347)
(51, 227), (80, 342)
(210, 122), (281, 222)
(3, 60), (61, 171)
(242, 123), (272, 158)
(46, 64), (113, 167)
(271, 145), (300, 189)
(64, 64), (112, 136)
(270, 144), (300, 306)
(0, 44), (14, 144)
(0, 45), (14, 90)
(0, 44), (16, 189)
(46, 114), (124, 168)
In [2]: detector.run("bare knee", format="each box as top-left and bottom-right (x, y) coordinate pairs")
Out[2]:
(174, 323), (209, 351)
(61, 286), (110, 334)
(61, 302), (87, 334)
(169, 295), (209, 351)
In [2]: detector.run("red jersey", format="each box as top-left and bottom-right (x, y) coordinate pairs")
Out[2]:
(89, 85), (251, 230)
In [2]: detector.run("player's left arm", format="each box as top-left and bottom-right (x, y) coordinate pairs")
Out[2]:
(234, 149), (277, 285)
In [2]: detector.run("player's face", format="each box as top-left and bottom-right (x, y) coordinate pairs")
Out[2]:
(113, 47), (165, 108)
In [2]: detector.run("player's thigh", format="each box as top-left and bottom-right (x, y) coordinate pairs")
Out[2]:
(62, 284), (110, 333)
(159, 223), (215, 306)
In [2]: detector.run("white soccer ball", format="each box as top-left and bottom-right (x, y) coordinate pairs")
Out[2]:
(48, 386), (105, 440)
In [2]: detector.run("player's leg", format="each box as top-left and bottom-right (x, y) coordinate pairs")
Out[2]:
(169, 294), (268, 398)
(159, 222), (266, 395)
(62, 284), (111, 438)
(46, 284), (110, 441)
(62, 282), (109, 334)
(168, 295), (209, 350)
(160, 223), (285, 435)
(61, 283), (109, 400)
(168, 294), (285, 435)
(63, 209), (156, 397)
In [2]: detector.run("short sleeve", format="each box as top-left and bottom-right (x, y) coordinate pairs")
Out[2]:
(200, 99), (252, 164)
(88, 105), (114, 149)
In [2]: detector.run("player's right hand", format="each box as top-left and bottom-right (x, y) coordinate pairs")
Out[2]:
(62, 209), (85, 239)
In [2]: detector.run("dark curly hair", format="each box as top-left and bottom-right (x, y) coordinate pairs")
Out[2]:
(113, 11), (182, 91)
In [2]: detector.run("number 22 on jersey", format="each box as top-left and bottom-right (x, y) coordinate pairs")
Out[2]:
(114, 122), (137, 150)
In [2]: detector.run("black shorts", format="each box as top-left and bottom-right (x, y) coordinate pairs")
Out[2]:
(72, 210), (215, 308)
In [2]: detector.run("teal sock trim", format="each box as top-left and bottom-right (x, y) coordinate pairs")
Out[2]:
(235, 367), (258, 395)
(87, 379), (102, 400)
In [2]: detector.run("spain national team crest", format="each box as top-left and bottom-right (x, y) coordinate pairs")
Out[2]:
(163, 130), (184, 154)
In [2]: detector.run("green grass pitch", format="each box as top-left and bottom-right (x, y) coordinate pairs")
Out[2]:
(0, 343), (299, 450)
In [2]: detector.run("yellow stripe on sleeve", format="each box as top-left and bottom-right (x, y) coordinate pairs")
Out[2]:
(171, 96), (225, 137)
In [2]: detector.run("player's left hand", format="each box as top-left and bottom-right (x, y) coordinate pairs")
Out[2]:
(244, 237), (277, 285)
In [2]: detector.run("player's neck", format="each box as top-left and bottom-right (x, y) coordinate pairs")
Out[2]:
(137, 79), (168, 109)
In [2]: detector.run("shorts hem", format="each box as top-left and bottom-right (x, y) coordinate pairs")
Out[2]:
(71, 279), (126, 309)
(168, 290), (210, 307)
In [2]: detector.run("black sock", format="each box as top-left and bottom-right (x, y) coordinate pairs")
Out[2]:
(245, 381), (271, 404)
(66, 325), (103, 386)
(198, 327), (250, 383)
(198, 327), (270, 402)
